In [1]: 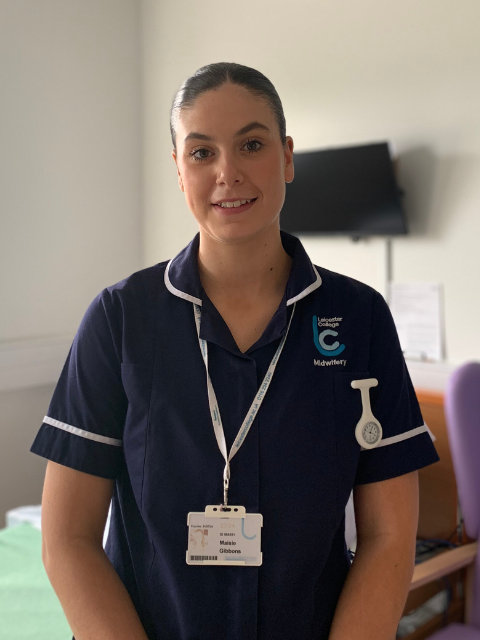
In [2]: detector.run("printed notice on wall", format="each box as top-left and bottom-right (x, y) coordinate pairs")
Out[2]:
(389, 283), (444, 362)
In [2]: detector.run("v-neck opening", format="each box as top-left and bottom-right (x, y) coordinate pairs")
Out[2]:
(199, 286), (289, 358)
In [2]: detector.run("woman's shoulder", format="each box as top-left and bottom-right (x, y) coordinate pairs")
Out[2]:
(313, 264), (380, 302)
(105, 260), (169, 292)
(80, 261), (171, 333)
(99, 260), (170, 306)
(79, 261), (171, 363)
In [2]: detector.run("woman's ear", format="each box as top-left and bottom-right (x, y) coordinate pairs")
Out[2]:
(171, 149), (185, 192)
(284, 137), (294, 184)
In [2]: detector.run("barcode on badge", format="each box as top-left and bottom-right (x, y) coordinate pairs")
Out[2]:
(190, 555), (218, 561)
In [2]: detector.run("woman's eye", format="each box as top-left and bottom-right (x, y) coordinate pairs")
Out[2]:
(244, 139), (263, 153)
(190, 148), (211, 162)
(189, 139), (264, 162)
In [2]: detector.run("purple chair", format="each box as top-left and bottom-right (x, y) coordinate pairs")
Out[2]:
(415, 362), (480, 639)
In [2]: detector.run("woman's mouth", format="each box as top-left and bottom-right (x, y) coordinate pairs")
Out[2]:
(212, 198), (257, 215)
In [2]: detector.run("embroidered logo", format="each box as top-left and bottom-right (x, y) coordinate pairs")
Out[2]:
(312, 316), (346, 357)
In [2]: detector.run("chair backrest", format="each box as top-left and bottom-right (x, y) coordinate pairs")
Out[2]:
(444, 361), (480, 628)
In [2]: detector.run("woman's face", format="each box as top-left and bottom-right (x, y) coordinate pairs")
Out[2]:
(172, 83), (294, 245)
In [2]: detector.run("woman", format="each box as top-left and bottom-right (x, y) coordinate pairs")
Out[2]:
(31, 62), (440, 640)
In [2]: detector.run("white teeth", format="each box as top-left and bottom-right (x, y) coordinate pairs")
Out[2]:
(219, 199), (253, 208)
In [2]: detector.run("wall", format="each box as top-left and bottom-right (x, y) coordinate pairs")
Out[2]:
(141, 0), (480, 365)
(0, 385), (55, 526)
(0, 0), (142, 513)
(1, 0), (143, 344)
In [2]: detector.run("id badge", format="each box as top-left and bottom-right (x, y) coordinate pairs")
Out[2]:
(186, 505), (263, 566)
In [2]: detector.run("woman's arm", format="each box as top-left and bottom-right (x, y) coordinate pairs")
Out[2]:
(44, 536), (149, 640)
(42, 461), (150, 640)
(328, 471), (419, 640)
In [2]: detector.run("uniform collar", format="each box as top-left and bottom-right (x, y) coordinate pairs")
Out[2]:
(165, 229), (321, 307)
(164, 230), (322, 355)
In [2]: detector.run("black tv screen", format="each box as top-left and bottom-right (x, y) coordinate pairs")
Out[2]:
(280, 142), (407, 238)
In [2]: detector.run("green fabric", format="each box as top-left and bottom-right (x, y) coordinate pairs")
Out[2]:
(0, 522), (72, 639)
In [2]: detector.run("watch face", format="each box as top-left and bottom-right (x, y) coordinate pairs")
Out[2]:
(362, 421), (380, 444)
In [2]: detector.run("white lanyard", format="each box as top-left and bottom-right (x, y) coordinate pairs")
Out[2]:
(193, 301), (297, 506)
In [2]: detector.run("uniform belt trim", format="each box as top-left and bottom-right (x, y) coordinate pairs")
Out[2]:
(360, 423), (430, 451)
(43, 416), (122, 446)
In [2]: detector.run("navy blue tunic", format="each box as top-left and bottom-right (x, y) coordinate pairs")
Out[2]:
(30, 230), (440, 640)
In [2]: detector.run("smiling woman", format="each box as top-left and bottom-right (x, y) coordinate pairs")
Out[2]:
(30, 61), (440, 640)
(170, 71), (294, 260)
(169, 66), (297, 353)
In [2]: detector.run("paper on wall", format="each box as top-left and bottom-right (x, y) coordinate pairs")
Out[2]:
(389, 283), (444, 362)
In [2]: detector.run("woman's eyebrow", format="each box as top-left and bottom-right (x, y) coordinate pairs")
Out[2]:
(183, 121), (271, 143)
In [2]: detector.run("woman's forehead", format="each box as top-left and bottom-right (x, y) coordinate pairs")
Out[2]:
(178, 85), (274, 140)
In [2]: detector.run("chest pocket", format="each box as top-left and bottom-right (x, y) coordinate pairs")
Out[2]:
(121, 363), (154, 510)
(333, 371), (371, 512)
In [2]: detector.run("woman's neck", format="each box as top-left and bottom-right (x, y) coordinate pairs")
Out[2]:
(197, 226), (293, 301)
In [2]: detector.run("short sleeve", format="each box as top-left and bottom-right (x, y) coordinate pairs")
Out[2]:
(353, 291), (441, 486)
(30, 288), (127, 479)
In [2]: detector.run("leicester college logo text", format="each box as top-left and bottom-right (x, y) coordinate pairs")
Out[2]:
(312, 316), (345, 356)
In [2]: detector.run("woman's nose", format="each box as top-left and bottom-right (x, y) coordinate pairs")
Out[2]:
(215, 152), (244, 187)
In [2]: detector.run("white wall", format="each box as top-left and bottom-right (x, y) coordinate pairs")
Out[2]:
(141, 0), (480, 365)
(1, 0), (143, 344)
(0, 0), (142, 512)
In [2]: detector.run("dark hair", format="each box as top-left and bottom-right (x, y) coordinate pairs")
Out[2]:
(170, 62), (287, 152)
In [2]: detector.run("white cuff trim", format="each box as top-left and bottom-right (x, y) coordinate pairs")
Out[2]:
(360, 423), (430, 451)
(43, 416), (122, 447)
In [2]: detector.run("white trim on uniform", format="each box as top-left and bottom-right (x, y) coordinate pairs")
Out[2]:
(286, 265), (322, 306)
(164, 258), (322, 307)
(164, 258), (203, 306)
(360, 423), (430, 452)
(43, 416), (122, 446)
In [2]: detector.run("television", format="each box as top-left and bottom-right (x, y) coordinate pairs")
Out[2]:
(280, 142), (407, 239)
